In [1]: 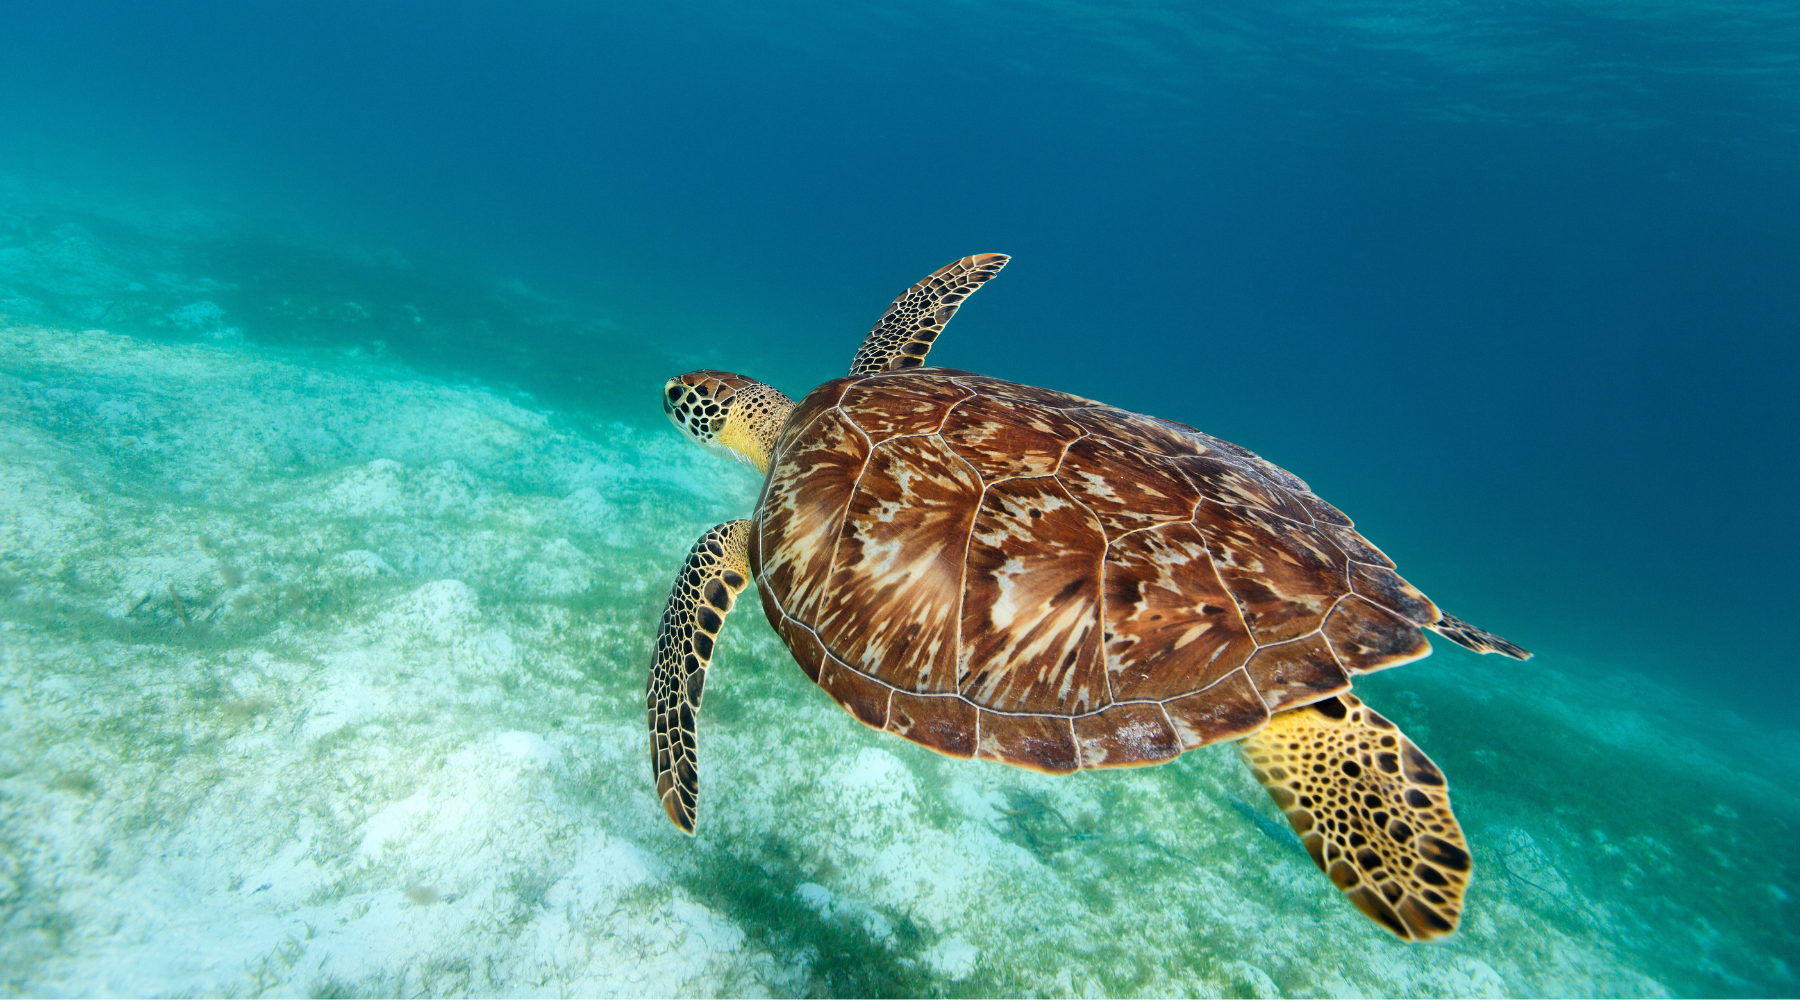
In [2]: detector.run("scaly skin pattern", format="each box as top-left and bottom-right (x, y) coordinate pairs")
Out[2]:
(751, 368), (1529, 774)
(648, 520), (752, 834)
(663, 372), (792, 474)
(847, 254), (1010, 375)
(1241, 693), (1472, 941)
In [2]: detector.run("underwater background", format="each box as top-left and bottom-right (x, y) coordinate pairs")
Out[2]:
(1, 0), (1796, 996)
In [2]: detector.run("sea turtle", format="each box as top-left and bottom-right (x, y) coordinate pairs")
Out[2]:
(648, 254), (1529, 940)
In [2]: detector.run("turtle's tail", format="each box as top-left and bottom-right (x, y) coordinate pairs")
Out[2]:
(1430, 613), (1531, 659)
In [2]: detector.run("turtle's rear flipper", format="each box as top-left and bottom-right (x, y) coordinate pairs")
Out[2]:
(648, 520), (753, 834)
(1240, 694), (1471, 941)
(1430, 612), (1531, 660)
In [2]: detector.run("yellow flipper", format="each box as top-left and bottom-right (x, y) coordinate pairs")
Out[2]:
(1240, 693), (1472, 940)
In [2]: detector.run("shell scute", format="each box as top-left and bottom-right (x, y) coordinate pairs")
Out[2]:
(1173, 455), (1315, 524)
(758, 407), (870, 622)
(1243, 634), (1353, 712)
(1297, 494), (1354, 527)
(774, 612), (826, 683)
(952, 373), (1100, 410)
(1193, 429), (1315, 496)
(1060, 435), (1201, 539)
(1072, 702), (1183, 768)
(1162, 669), (1270, 749)
(1071, 406), (1208, 457)
(1324, 596), (1432, 674)
(1102, 522), (1255, 701)
(817, 652), (892, 729)
(1195, 501), (1349, 644)
(773, 378), (852, 459)
(1349, 561), (1439, 625)
(816, 434), (981, 694)
(887, 691), (977, 758)
(1072, 406), (1346, 528)
(960, 477), (1108, 714)
(976, 711), (1080, 773)
(941, 393), (1086, 482)
(1319, 521), (1394, 566)
(840, 376), (972, 443)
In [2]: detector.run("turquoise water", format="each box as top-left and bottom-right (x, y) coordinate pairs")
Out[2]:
(2, 1), (1798, 996)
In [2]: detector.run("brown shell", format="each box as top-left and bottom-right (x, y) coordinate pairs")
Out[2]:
(749, 369), (1442, 774)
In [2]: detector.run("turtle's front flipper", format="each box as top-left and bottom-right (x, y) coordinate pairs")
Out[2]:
(1239, 694), (1472, 941)
(648, 520), (753, 834)
(848, 254), (1009, 375)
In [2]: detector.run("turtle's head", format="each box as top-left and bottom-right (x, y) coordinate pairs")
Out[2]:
(662, 370), (793, 475)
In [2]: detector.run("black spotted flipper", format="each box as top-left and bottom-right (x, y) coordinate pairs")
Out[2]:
(1240, 694), (1472, 941)
(1430, 612), (1531, 659)
(847, 253), (1009, 375)
(648, 520), (753, 834)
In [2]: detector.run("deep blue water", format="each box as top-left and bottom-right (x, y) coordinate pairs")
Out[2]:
(2, 1), (1797, 995)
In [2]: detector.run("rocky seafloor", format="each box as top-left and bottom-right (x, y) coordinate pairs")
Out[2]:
(1, 182), (1796, 997)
